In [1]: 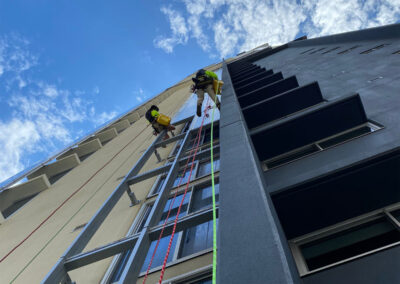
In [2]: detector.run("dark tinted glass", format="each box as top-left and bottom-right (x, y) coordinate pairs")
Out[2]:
(266, 145), (319, 169)
(179, 220), (217, 258)
(190, 183), (219, 213)
(159, 193), (191, 225)
(300, 217), (400, 271)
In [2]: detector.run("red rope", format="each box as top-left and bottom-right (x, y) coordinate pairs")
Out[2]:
(0, 124), (150, 264)
(158, 104), (212, 284)
(142, 99), (211, 284)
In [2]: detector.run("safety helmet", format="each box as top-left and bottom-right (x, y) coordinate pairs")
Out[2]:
(196, 69), (206, 77)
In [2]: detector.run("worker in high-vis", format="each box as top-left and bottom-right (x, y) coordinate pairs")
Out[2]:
(190, 69), (223, 117)
(145, 105), (175, 141)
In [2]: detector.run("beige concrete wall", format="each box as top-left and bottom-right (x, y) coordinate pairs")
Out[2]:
(0, 80), (200, 283)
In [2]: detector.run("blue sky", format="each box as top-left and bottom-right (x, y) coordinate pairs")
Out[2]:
(1, 0), (399, 183)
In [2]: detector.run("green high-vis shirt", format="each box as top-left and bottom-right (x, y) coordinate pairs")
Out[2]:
(151, 110), (159, 118)
(205, 70), (218, 80)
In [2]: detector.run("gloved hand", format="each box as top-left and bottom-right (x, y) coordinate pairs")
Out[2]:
(190, 84), (196, 93)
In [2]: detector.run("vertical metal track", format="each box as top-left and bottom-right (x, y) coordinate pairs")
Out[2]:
(117, 127), (194, 283)
(42, 116), (193, 284)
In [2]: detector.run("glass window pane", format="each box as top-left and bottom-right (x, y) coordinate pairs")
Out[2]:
(300, 217), (400, 271)
(190, 183), (219, 213)
(159, 193), (191, 225)
(173, 166), (194, 187)
(136, 205), (153, 233)
(179, 220), (218, 258)
(110, 248), (133, 283)
(153, 176), (166, 194)
(141, 234), (178, 272)
(197, 159), (220, 177)
(266, 145), (319, 169)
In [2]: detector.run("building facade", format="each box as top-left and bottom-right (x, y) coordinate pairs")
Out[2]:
(0, 23), (400, 284)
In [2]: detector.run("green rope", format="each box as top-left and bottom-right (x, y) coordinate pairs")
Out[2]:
(210, 99), (218, 284)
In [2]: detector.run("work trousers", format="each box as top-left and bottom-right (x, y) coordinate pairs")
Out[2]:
(196, 83), (220, 106)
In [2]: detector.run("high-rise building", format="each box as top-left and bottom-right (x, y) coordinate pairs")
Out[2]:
(0, 23), (399, 284)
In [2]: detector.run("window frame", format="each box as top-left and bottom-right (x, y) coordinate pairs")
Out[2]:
(162, 265), (212, 284)
(289, 202), (400, 277)
(103, 178), (220, 283)
(263, 122), (382, 171)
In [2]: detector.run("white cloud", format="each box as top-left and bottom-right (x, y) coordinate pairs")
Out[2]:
(154, 7), (189, 53)
(94, 111), (118, 126)
(134, 88), (147, 103)
(155, 0), (400, 58)
(0, 35), (119, 183)
(0, 119), (40, 182)
(43, 84), (59, 98)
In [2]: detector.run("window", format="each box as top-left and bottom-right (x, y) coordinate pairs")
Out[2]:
(173, 164), (197, 187)
(338, 45), (361, 54)
(179, 220), (216, 258)
(150, 176), (166, 195)
(108, 180), (219, 281)
(360, 44), (389, 54)
(175, 275), (212, 284)
(185, 127), (219, 153)
(264, 122), (381, 170)
(190, 183), (219, 213)
(159, 193), (191, 225)
(290, 204), (400, 276)
(322, 46), (340, 54)
(197, 158), (220, 177)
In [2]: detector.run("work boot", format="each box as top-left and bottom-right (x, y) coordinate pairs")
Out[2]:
(216, 102), (221, 110)
(196, 105), (202, 117)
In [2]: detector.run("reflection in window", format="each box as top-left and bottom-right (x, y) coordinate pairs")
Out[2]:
(299, 217), (400, 271)
(141, 235), (178, 272)
(179, 220), (217, 258)
(264, 122), (381, 170)
(190, 183), (219, 213)
(152, 176), (166, 195)
(197, 159), (220, 177)
(173, 167), (194, 187)
(159, 194), (191, 225)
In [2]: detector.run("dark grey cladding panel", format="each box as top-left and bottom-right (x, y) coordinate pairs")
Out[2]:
(233, 69), (273, 87)
(238, 76), (299, 108)
(231, 67), (265, 82)
(272, 149), (400, 239)
(230, 66), (260, 79)
(219, 62), (301, 283)
(251, 95), (367, 161)
(235, 72), (284, 96)
(303, 245), (400, 284)
(242, 82), (324, 129)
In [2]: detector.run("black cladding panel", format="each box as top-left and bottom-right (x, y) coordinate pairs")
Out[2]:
(272, 150), (400, 239)
(251, 95), (367, 161)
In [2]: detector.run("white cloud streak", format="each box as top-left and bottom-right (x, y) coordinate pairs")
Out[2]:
(154, 0), (400, 58)
(0, 35), (119, 182)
